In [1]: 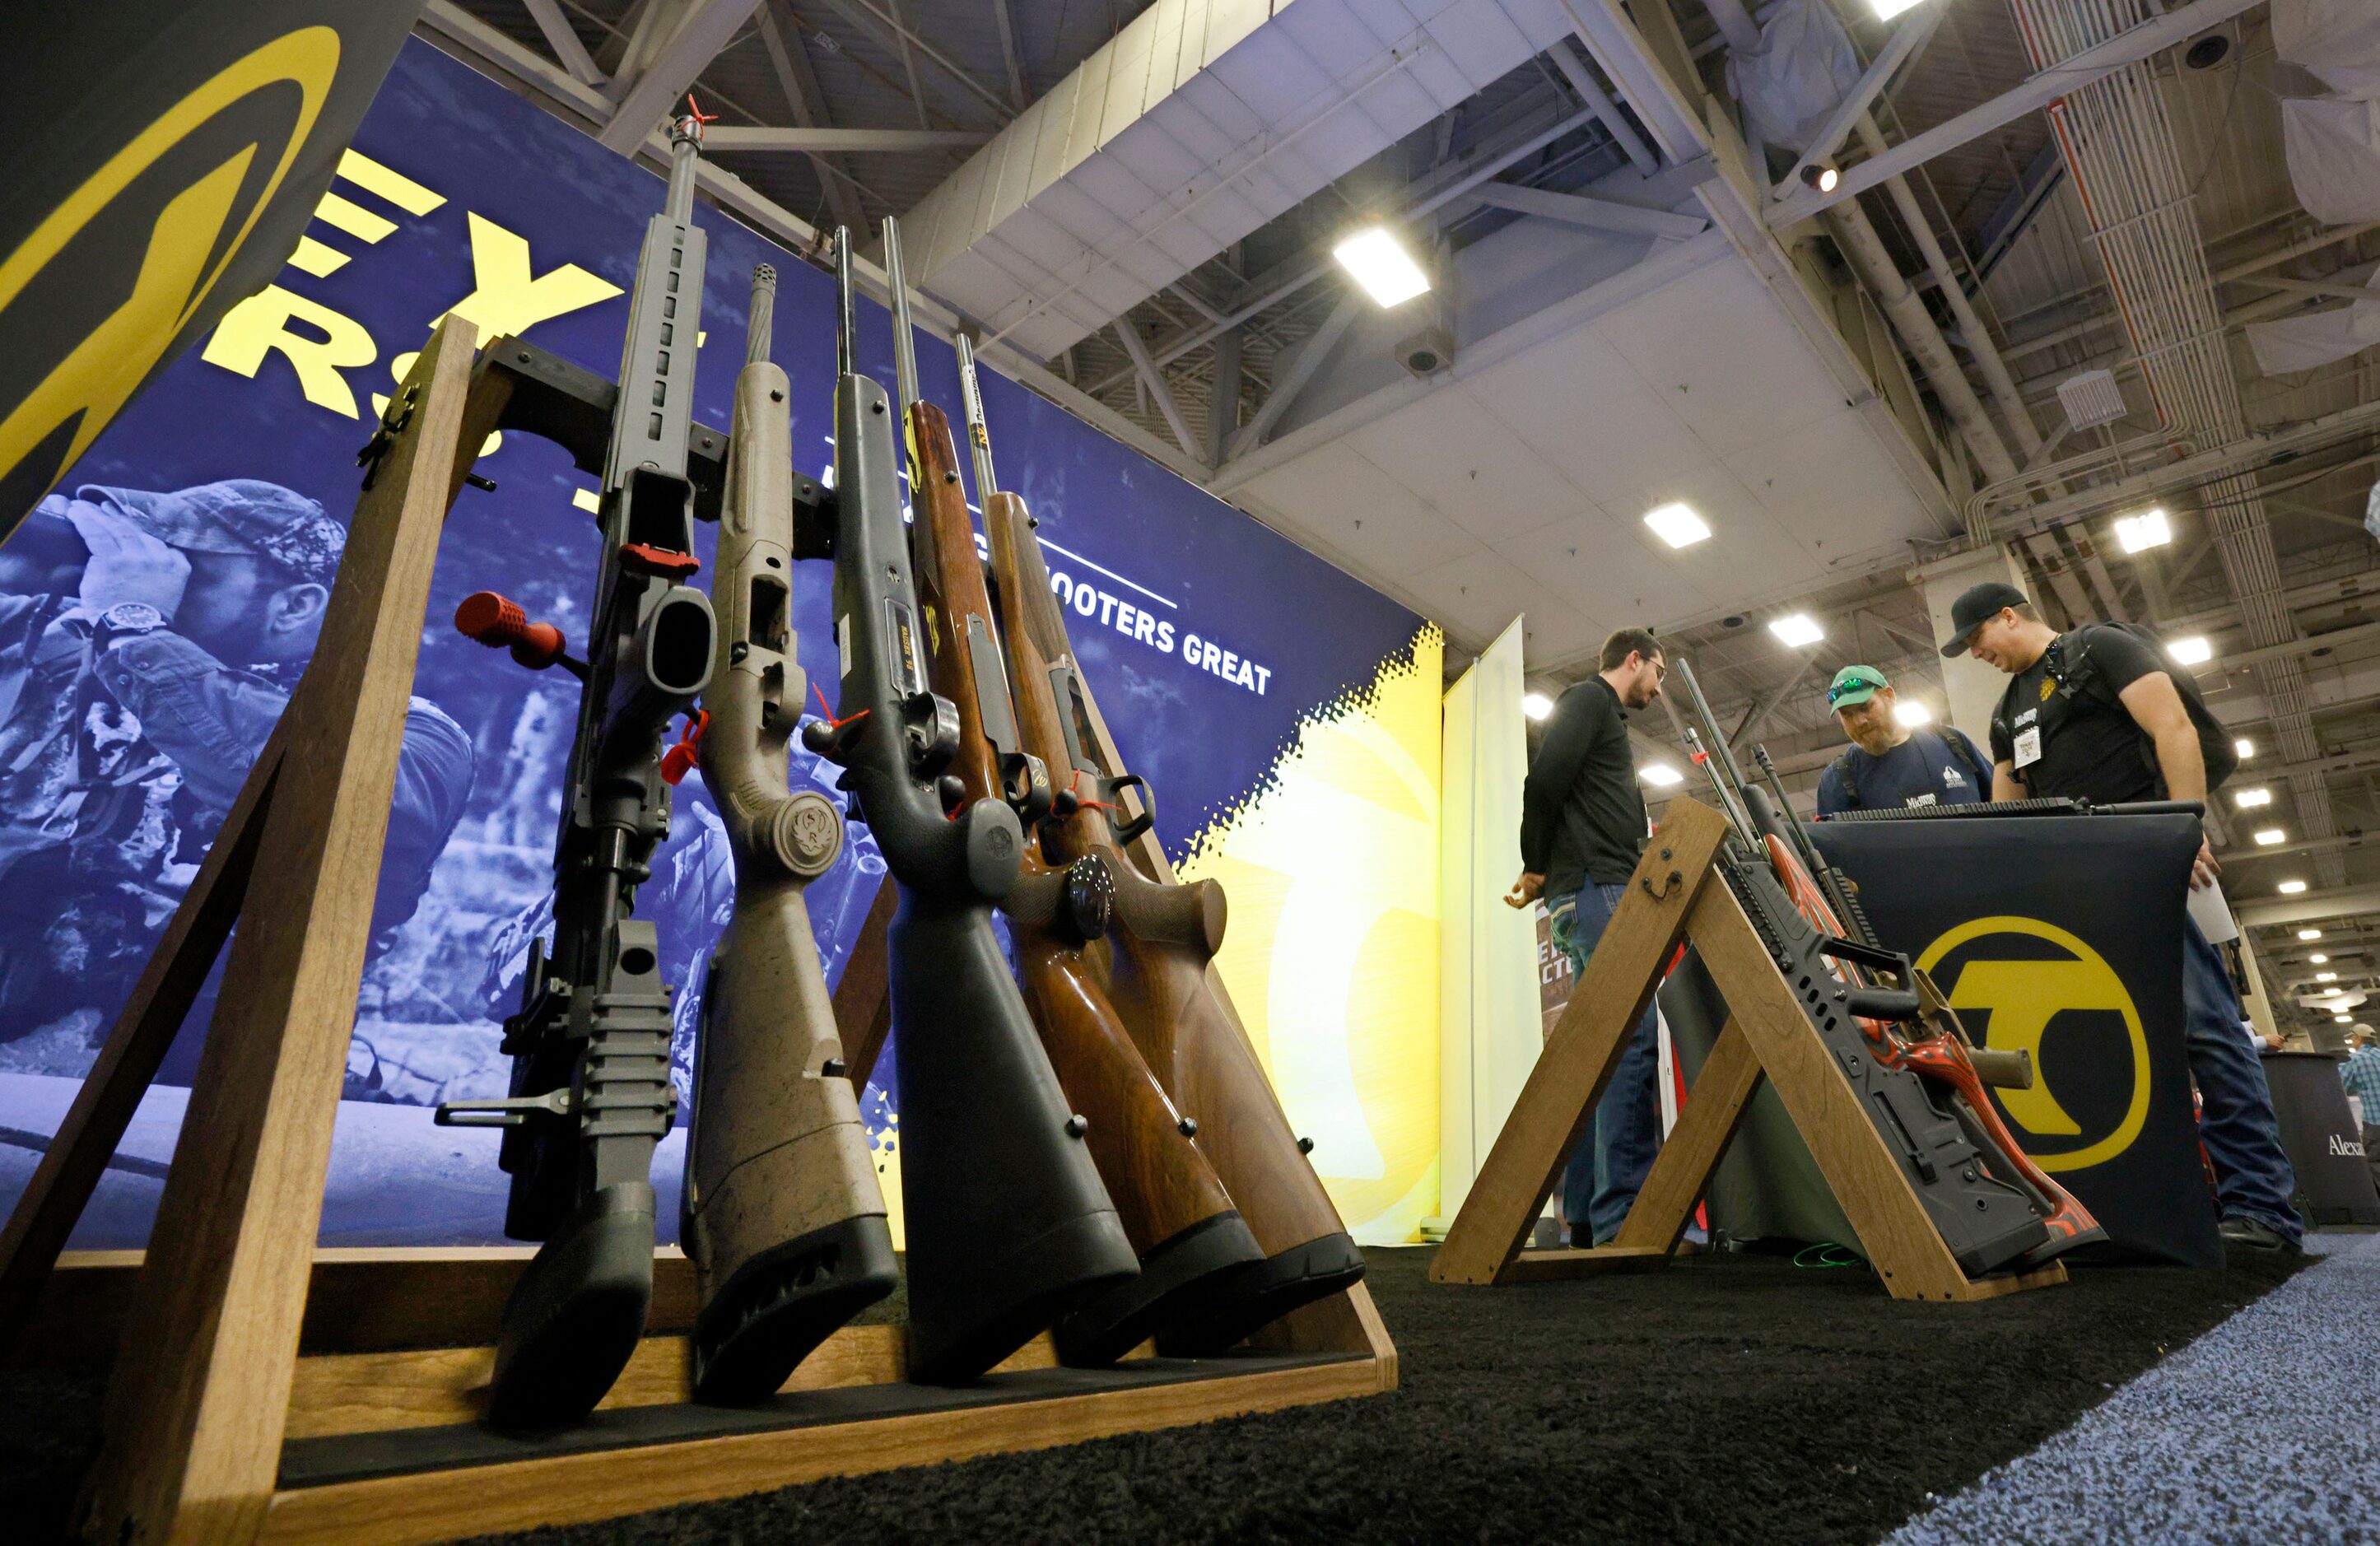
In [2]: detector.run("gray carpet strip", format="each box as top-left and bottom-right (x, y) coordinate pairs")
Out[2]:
(1889, 1232), (2380, 1546)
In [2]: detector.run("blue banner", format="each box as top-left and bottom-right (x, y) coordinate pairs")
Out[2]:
(0, 40), (1422, 1246)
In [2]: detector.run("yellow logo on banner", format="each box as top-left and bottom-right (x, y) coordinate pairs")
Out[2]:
(1917, 916), (2150, 1171)
(0, 28), (340, 500)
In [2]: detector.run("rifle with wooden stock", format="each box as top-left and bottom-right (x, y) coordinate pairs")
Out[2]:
(798, 228), (1136, 1383)
(883, 227), (1265, 1367)
(671, 263), (897, 1404)
(959, 338), (1367, 1355)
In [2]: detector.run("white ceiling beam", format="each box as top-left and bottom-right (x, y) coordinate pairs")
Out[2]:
(1556, 0), (1707, 165)
(1112, 322), (1200, 462)
(1777, 7), (1943, 198)
(703, 125), (990, 151)
(990, 0), (1027, 111)
(1766, 0), (2267, 229)
(1469, 182), (1707, 241)
(2238, 883), (2380, 929)
(754, 0), (864, 231)
(522, 0), (607, 86)
(1228, 293), (1362, 459)
(1548, 38), (1657, 176)
(597, 0), (765, 155)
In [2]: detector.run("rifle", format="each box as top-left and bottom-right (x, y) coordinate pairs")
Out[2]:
(673, 263), (897, 1404)
(963, 340), (1366, 1355)
(799, 228), (1136, 1384)
(433, 103), (723, 1427)
(877, 228), (1265, 1366)
(1667, 659), (2103, 1273)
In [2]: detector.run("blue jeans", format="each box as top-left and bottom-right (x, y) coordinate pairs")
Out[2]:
(2179, 920), (2301, 1243)
(1550, 881), (1662, 1244)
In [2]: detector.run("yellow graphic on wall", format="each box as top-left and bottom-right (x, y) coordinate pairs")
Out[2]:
(1179, 626), (1444, 1244)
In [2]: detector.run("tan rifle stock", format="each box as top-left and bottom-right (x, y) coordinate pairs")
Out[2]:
(980, 486), (1366, 1355)
(679, 268), (896, 1403)
(906, 393), (1262, 1364)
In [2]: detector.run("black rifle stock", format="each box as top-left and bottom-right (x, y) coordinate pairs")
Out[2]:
(961, 340), (1363, 1355)
(435, 105), (720, 1427)
(891, 300), (1263, 1367)
(800, 230), (1134, 1384)
(676, 264), (898, 1404)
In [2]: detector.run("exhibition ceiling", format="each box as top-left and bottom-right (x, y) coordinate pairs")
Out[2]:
(417, 0), (2376, 1021)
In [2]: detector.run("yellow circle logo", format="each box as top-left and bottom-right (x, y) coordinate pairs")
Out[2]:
(0, 29), (340, 505)
(1916, 916), (2149, 1172)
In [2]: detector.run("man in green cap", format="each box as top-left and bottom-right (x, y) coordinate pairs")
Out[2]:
(1814, 664), (1991, 817)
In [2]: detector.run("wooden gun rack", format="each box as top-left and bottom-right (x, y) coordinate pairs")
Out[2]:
(0, 323), (1392, 1546)
(1429, 797), (2067, 1303)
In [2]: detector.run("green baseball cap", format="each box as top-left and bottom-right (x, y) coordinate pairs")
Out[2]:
(1826, 665), (1890, 710)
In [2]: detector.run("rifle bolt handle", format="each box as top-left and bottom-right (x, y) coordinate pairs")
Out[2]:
(1177, 1117), (1199, 1138)
(454, 591), (566, 669)
(822, 1058), (846, 1079)
(1064, 1114), (1089, 1139)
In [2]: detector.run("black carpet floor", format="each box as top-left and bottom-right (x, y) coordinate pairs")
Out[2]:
(0, 1243), (2306, 1544)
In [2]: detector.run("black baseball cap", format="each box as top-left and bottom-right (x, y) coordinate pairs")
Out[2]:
(1940, 581), (2030, 658)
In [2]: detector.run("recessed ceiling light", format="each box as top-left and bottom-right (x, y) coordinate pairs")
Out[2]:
(2301, 929), (2324, 940)
(2280, 879), (2309, 894)
(1644, 503), (1711, 548)
(2310, 953), (2329, 964)
(2235, 738), (2255, 759)
(2317, 971), (2339, 981)
(1893, 701), (1932, 727)
(2234, 787), (2272, 808)
(1769, 613), (1824, 648)
(2113, 508), (2172, 553)
(2337, 1013), (2355, 1023)
(1523, 692), (1554, 722)
(1333, 227), (1432, 307)
(1871, 0), (1931, 17)
(2254, 828), (2285, 845)
(1641, 763), (1684, 787)
(2168, 636), (2214, 665)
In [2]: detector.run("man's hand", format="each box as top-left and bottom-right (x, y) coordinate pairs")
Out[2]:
(63, 502), (187, 622)
(2191, 838), (2221, 892)
(1505, 871), (1545, 910)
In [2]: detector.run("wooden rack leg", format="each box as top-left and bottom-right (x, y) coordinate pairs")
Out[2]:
(75, 319), (480, 1546)
(0, 732), (282, 1339)
(1609, 1018), (1763, 1252)
(1429, 803), (1730, 1286)
(1688, 880), (1982, 1303)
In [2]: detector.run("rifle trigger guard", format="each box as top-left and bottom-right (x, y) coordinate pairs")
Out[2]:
(1101, 773), (1153, 846)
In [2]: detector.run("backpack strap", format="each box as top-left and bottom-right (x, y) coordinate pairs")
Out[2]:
(1828, 747), (1861, 809)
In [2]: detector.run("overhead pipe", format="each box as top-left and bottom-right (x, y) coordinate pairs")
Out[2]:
(1698, 0), (2022, 488)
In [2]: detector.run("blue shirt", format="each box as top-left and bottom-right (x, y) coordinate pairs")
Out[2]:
(1816, 727), (1992, 817)
(2342, 1046), (2380, 1124)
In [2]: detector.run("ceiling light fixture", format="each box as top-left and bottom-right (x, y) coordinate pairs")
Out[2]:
(1769, 613), (1824, 648)
(2235, 738), (2255, 759)
(1870, 0), (1931, 17)
(2235, 787), (2273, 808)
(2317, 971), (2339, 982)
(1333, 227), (1432, 308)
(2310, 953), (2329, 965)
(2301, 929), (2324, 940)
(2168, 636), (2214, 665)
(1523, 692), (1554, 722)
(2280, 879), (2309, 894)
(1642, 763), (1685, 787)
(1644, 502), (1712, 548)
(2112, 507), (2172, 553)
(2254, 828), (2285, 845)
(1893, 701), (1933, 727)
(1800, 162), (1840, 193)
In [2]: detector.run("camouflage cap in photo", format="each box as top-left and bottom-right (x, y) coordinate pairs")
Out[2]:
(75, 480), (345, 588)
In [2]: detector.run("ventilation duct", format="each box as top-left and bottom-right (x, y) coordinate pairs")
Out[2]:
(892, 0), (1577, 361)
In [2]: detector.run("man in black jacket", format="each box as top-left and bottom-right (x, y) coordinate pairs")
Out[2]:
(1508, 627), (1666, 1245)
(1946, 581), (2300, 1252)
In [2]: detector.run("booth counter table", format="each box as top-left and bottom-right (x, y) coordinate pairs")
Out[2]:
(2260, 1050), (2380, 1226)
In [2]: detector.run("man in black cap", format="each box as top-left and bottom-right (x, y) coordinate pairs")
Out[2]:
(1941, 581), (2301, 1252)
(0, 481), (472, 1068)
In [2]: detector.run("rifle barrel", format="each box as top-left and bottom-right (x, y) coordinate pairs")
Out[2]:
(832, 228), (855, 381)
(955, 334), (999, 500)
(746, 263), (776, 367)
(883, 217), (920, 426)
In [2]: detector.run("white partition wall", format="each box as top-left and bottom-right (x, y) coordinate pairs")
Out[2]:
(1437, 618), (1544, 1217)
